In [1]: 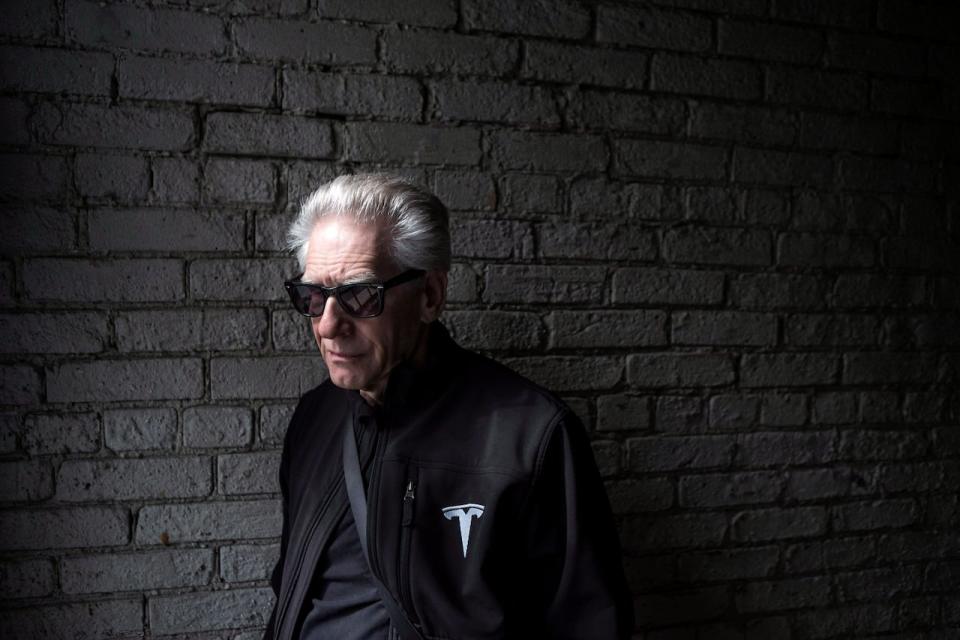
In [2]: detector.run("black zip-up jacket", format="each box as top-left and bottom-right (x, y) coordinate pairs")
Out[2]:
(263, 322), (634, 639)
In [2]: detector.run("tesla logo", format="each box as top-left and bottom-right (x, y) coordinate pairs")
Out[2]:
(441, 503), (485, 558)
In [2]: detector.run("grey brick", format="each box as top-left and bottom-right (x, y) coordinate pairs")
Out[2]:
(499, 173), (560, 213)
(317, 0), (456, 26)
(736, 576), (832, 612)
(89, 208), (245, 252)
(272, 309), (314, 352)
(22, 413), (99, 455)
(767, 67), (867, 109)
(47, 358), (203, 403)
(0, 312), (108, 354)
(871, 77), (943, 118)
(593, 440), (621, 476)
(799, 112), (899, 154)
(785, 313), (881, 346)
(689, 102), (798, 146)
(773, 0), (873, 28)
(61, 548), (213, 594)
(57, 456), (210, 502)
(719, 20), (824, 63)
(434, 170), (496, 211)
(628, 353), (735, 388)
(859, 390), (900, 424)
(345, 122), (480, 165)
(235, 17), (375, 63)
(447, 263), (478, 303)
(845, 352), (939, 385)
(663, 226), (770, 266)
(672, 310), (776, 346)
(785, 466), (876, 501)
(0, 46), (112, 96)
(260, 403), (296, 445)
(879, 461), (943, 493)
(760, 392), (809, 426)
(678, 546), (779, 581)
(623, 512), (727, 551)
(383, 29), (518, 76)
(684, 186), (739, 224)
(432, 79), (559, 126)
(205, 112), (334, 158)
(220, 542), (280, 582)
(442, 310), (542, 351)
(0, 460), (54, 502)
(0, 97), (29, 145)
(0, 262), (12, 306)
(0, 206), (76, 253)
(834, 499), (919, 532)
(0, 506), (128, 551)
(183, 406), (253, 448)
(679, 470), (781, 507)
(501, 356), (623, 391)
(597, 394), (652, 432)
(538, 221), (656, 261)
(464, 0), (589, 38)
(76, 153), (150, 201)
(838, 429), (928, 462)
(0, 365), (41, 405)
(104, 408), (177, 452)
(284, 160), (339, 207)
(204, 157), (276, 205)
(656, 395), (707, 433)
(628, 435), (735, 472)
(616, 139), (727, 180)
(151, 157), (200, 204)
(785, 537), (875, 573)
(736, 431), (835, 467)
(218, 451), (281, 494)
(885, 237), (956, 271)
(210, 356), (326, 399)
(828, 32), (926, 76)
(777, 232), (875, 268)
(190, 258), (295, 302)
(795, 603), (893, 639)
(522, 42), (648, 89)
(569, 91), (685, 135)
(652, 53), (762, 99)
(734, 147), (833, 188)
(119, 56), (275, 106)
(708, 393), (760, 431)
(547, 310), (667, 349)
(483, 264), (606, 304)
(118, 308), (267, 352)
(903, 392), (947, 423)
(490, 131), (607, 173)
(0, 558), (56, 599)
(67, 0), (226, 54)
(0, 599), (142, 640)
(605, 477), (672, 513)
(284, 71), (421, 118)
(598, 4), (712, 52)
(612, 267), (724, 305)
(135, 500), (281, 543)
(0, 153), (69, 202)
(150, 587), (274, 634)
(0, 0), (57, 39)
(741, 352), (838, 387)
(731, 506), (828, 541)
(33, 102), (194, 151)
(452, 219), (533, 259)
(839, 156), (937, 193)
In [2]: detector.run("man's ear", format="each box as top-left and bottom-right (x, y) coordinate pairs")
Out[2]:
(419, 270), (448, 323)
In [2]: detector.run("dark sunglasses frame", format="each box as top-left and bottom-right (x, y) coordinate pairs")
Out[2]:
(284, 269), (425, 318)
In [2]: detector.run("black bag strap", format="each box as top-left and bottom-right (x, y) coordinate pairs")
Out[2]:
(342, 417), (426, 640)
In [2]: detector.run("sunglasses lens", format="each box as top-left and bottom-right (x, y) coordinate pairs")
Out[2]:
(339, 284), (381, 317)
(288, 285), (327, 317)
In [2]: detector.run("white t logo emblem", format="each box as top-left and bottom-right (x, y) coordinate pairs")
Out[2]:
(442, 503), (485, 558)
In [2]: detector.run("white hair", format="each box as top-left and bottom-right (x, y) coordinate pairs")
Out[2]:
(287, 173), (451, 272)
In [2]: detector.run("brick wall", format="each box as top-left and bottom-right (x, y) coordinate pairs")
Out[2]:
(2, 0), (958, 637)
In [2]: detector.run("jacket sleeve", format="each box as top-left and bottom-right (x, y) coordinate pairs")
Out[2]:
(523, 409), (634, 639)
(262, 419), (293, 640)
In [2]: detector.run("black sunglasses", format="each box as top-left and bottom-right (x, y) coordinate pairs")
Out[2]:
(284, 269), (425, 318)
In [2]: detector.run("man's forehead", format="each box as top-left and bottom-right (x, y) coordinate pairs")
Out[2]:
(302, 217), (391, 283)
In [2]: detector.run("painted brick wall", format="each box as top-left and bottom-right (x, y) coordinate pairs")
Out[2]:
(2, 0), (959, 637)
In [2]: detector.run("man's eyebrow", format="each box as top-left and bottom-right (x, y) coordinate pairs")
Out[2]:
(340, 271), (378, 285)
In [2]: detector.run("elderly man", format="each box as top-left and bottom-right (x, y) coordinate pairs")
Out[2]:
(263, 174), (633, 640)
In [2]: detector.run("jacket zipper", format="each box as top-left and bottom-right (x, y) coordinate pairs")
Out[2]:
(398, 474), (419, 625)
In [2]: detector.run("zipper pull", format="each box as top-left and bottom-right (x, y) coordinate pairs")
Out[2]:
(402, 479), (415, 526)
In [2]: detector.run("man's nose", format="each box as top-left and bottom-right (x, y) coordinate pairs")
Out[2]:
(316, 294), (351, 339)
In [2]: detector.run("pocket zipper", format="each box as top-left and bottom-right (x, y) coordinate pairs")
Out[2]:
(399, 476), (420, 625)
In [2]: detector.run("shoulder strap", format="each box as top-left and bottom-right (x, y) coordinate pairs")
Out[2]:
(342, 418), (426, 640)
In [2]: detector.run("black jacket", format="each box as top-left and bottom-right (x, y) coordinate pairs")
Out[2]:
(263, 322), (634, 639)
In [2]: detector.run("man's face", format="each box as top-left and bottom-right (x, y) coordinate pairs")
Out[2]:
(301, 217), (425, 402)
